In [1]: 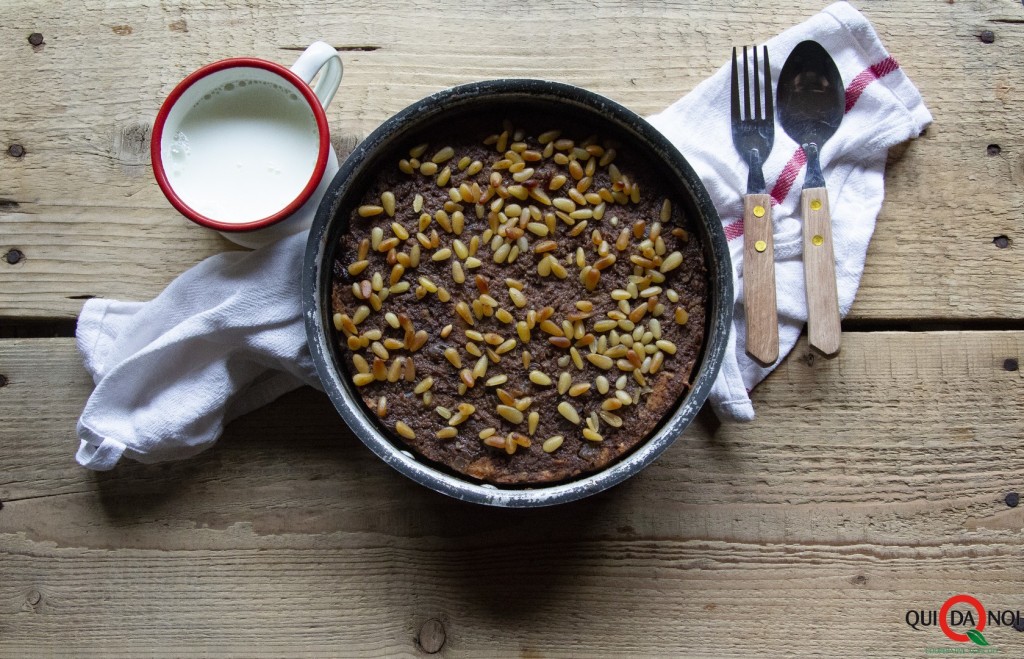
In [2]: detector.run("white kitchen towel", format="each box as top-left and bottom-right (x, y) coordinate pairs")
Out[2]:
(75, 1), (930, 469)
(646, 0), (931, 420)
(75, 231), (320, 469)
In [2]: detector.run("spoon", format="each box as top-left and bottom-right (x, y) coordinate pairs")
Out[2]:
(777, 40), (845, 357)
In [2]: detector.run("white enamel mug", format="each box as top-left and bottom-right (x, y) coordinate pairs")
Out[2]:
(152, 42), (343, 249)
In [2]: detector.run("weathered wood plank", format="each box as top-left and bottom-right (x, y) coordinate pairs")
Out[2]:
(2, 332), (1022, 542)
(1, 333), (1022, 654)
(0, 0), (1022, 320)
(0, 536), (1021, 657)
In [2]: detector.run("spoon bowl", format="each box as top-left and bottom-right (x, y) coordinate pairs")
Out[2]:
(777, 40), (845, 152)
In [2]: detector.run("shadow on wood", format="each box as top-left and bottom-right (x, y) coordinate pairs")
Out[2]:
(87, 386), (637, 619)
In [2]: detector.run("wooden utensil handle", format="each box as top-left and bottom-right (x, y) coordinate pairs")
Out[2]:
(742, 193), (778, 365)
(801, 187), (841, 357)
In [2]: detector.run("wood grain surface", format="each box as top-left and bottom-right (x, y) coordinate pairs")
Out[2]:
(2, 0), (1023, 656)
(0, 0), (1021, 321)
(2, 333), (1022, 656)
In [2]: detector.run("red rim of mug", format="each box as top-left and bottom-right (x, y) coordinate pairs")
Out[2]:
(150, 57), (331, 233)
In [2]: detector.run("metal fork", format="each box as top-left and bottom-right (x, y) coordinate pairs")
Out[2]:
(731, 45), (778, 365)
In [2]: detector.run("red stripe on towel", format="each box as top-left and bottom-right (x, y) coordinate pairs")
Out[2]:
(724, 220), (745, 241)
(844, 56), (899, 112)
(769, 147), (808, 205)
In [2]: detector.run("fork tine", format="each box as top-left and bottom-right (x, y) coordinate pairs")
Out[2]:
(752, 46), (762, 121)
(730, 47), (740, 125)
(762, 45), (773, 123)
(742, 46), (751, 120)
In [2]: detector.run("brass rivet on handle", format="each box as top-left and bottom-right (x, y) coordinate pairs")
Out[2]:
(812, 234), (824, 246)
(810, 199), (822, 211)
(754, 240), (767, 252)
(753, 205), (765, 218)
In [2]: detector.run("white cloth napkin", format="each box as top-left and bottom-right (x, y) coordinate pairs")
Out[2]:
(75, 1), (931, 469)
(75, 231), (319, 468)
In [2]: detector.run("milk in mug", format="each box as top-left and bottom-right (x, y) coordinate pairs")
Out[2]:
(152, 42), (343, 248)
(164, 79), (321, 223)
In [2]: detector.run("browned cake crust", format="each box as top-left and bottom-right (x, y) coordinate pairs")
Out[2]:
(330, 117), (707, 484)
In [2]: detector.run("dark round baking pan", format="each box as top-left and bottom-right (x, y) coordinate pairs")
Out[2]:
(303, 79), (732, 507)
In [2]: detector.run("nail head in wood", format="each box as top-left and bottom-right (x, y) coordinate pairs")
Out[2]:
(417, 619), (446, 654)
(979, 30), (995, 44)
(1004, 358), (1019, 372)
(1006, 492), (1020, 508)
(27, 32), (43, 46)
(4, 249), (24, 265)
(993, 235), (1010, 249)
(7, 144), (25, 158)
(986, 144), (1001, 156)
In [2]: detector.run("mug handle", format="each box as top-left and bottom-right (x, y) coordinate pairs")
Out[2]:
(290, 41), (343, 108)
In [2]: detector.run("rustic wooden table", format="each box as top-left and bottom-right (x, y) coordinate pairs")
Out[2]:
(2, 0), (1022, 656)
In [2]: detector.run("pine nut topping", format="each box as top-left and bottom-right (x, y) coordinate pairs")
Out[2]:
(529, 370), (552, 386)
(337, 120), (704, 475)
(395, 421), (416, 439)
(497, 405), (524, 424)
(558, 401), (581, 425)
(542, 435), (564, 453)
(568, 382), (591, 397)
(586, 353), (614, 370)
